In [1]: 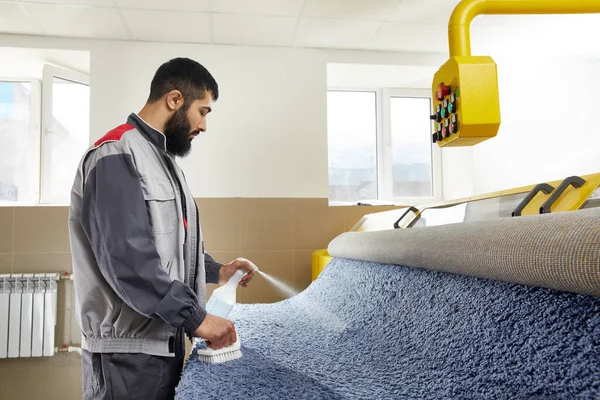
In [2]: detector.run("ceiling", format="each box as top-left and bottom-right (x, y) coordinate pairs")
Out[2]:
(2, 0), (600, 57)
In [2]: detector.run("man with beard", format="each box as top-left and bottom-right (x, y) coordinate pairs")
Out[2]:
(68, 57), (255, 400)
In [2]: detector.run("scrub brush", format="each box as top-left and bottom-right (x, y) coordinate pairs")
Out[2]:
(197, 338), (242, 364)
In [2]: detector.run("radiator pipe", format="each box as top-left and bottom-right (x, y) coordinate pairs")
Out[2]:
(55, 345), (82, 356)
(59, 272), (74, 280)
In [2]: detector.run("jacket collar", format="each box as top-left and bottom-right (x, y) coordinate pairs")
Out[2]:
(127, 113), (167, 153)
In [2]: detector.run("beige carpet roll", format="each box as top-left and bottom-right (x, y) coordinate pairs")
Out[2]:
(328, 207), (600, 297)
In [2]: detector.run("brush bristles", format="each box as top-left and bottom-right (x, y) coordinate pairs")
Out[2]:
(198, 349), (242, 364)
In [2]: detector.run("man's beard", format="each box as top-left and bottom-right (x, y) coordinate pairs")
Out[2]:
(164, 107), (198, 157)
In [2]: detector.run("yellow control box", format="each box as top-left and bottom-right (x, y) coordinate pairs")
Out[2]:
(431, 56), (501, 147)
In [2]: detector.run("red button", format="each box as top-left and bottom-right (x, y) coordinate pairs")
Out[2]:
(442, 126), (447, 138)
(436, 83), (451, 101)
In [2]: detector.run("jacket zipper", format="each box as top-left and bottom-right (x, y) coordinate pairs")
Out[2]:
(164, 155), (188, 275)
(163, 155), (202, 292)
(194, 202), (201, 289)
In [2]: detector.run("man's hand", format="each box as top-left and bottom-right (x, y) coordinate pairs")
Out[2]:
(219, 257), (257, 287)
(194, 314), (237, 349)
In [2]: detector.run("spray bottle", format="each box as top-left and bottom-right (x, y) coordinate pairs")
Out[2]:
(205, 263), (257, 319)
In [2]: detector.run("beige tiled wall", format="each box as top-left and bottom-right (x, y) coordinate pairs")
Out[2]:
(0, 199), (398, 399)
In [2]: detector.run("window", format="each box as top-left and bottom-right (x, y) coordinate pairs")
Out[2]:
(390, 96), (434, 199)
(41, 65), (90, 204)
(0, 81), (40, 204)
(327, 90), (378, 203)
(0, 62), (89, 206)
(327, 88), (441, 205)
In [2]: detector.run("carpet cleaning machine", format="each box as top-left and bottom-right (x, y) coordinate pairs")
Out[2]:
(317, 0), (600, 297)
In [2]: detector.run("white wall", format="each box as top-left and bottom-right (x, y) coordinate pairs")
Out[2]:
(91, 42), (447, 198)
(327, 63), (438, 89)
(441, 147), (474, 200)
(470, 56), (600, 195)
(0, 46), (89, 79)
(91, 43), (325, 198)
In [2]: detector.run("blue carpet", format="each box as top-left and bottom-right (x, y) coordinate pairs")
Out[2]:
(176, 258), (600, 399)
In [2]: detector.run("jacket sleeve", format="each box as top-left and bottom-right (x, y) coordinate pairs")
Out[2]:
(79, 152), (206, 336)
(205, 253), (223, 284)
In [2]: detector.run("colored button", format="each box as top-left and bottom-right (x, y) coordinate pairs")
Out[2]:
(448, 93), (457, 113)
(434, 104), (442, 121)
(436, 83), (451, 101)
(450, 114), (458, 134)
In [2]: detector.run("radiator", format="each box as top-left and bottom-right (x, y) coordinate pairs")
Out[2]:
(0, 273), (59, 358)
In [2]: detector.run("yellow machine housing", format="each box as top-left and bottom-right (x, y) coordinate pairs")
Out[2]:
(431, 56), (500, 146)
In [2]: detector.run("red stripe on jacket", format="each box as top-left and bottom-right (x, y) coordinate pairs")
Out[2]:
(94, 124), (134, 147)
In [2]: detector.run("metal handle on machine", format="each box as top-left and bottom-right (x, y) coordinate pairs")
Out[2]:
(449, 0), (600, 57)
(539, 176), (586, 214)
(394, 206), (419, 229)
(511, 183), (554, 217)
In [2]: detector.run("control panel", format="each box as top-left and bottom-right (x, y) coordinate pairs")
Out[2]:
(430, 56), (501, 147)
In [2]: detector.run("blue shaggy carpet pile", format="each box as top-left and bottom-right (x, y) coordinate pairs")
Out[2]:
(176, 258), (600, 399)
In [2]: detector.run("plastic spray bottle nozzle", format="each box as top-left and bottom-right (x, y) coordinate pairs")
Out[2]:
(235, 257), (259, 274)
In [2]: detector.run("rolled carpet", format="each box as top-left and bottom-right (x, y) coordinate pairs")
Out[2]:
(329, 207), (600, 297)
(176, 258), (600, 399)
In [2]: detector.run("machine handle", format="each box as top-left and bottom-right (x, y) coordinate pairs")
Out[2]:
(511, 183), (554, 217)
(394, 206), (419, 229)
(539, 176), (586, 214)
(449, 0), (600, 57)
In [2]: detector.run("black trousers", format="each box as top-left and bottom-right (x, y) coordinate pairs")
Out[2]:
(81, 332), (186, 400)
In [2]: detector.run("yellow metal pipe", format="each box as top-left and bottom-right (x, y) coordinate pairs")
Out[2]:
(449, 0), (600, 57)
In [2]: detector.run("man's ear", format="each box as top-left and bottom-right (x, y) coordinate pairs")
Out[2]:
(166, 90), (184, 111)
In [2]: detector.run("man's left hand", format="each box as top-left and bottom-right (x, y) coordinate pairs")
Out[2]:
(219, 258), (256, 287)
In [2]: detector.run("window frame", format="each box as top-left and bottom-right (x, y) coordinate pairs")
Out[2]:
(0, 64), (89, 207)
(326, 87), (443, 206)
(0, 78), (42, 206)
(40, 64), (90, 205)
(383, 88), (443, 205)
(326, 88), (381, 206)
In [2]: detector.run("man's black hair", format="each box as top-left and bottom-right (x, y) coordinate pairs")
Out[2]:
(147, 57), (219, 107)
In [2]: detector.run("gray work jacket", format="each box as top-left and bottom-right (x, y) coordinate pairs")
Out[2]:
(68, 113), (221, 356)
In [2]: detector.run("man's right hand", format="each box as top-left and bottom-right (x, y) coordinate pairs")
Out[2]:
(194, 314), (237, 350)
